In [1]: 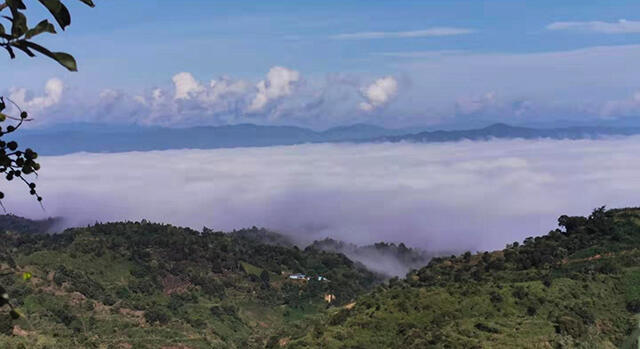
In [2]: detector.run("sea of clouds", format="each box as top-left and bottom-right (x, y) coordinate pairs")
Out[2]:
(3, 137), (640, 253)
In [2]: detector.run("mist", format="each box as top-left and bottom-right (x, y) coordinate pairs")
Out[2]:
(3, 138), (640, 254)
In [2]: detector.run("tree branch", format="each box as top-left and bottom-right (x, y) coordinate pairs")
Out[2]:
(0, 3), (7, 12)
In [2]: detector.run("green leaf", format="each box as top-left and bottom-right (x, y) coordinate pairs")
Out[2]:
(25, 19), (56, 39)
(9, 8), (27, 37)
(51, 52), (77, 71)
(0, 23), (4, 35)
(78, 0), (95, 7)
(22, 41), (77, 71)
(0, 114), (6, 122)
(37, 0), (71, 30)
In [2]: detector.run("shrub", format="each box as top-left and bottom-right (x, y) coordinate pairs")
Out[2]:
(474, 322), (500, 334)
(329, 308), (351, 326)
(555, 316), (586, 338)
(626, 299), (640, 313)
(0, 314), (12, 335)
(490, 291), (503, 304)
(144, 306), (170, 325)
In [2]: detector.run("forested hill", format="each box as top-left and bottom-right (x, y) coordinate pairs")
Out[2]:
(230, 229), (444, 277)
(0, 215), (62, 235)
(307, 238), (439, 277)
(4, 208), (640, 348)
(289, 207), (640, 348)
(0, 221), (380, 348)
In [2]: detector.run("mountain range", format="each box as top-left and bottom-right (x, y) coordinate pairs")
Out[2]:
(13, 122), (640, 155)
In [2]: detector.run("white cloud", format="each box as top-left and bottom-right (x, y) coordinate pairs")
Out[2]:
(359, 76), (398, 111)
(248, 66), (300, 112)
(6, 138), (640, 254)
(8, 78), (64, 113)
(546, 19), (640, 34)
(16, 44), (640, 128)
(205, 78), (248, 103)
(172, 72), (204, 99)
(331, 27), (474, 40)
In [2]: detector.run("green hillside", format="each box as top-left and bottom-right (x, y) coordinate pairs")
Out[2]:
(4, 208), (640, 348)
(0, 223), (379, 348)
(289, 207), (640, 348)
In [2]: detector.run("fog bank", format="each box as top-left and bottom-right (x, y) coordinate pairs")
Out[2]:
(4, 138), (640, 252)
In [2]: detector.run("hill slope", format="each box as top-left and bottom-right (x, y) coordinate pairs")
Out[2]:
(4, 208), (640, 348)
(289, 207), (640, 348)
(0, 223), (379, 348)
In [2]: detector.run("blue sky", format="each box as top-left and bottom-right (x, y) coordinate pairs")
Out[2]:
(2, 0), (640, 129)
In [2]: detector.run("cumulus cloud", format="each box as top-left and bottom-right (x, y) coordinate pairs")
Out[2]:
(331, 27), (474, 40)
(547, 19), (640, 34)
(108, 67), (302, 125)
(359, 76), (398, 111)
(5, 138), (640, 254)
(172, 72), (204, 99)
(248, 66), (300, 112)
(8, 78), (64, 113)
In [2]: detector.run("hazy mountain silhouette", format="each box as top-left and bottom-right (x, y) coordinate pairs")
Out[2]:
(15, 122), (640, 155)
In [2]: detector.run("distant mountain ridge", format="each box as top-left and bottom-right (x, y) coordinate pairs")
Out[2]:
(380, 123), (640, 143)
(13, 122), (640, 155)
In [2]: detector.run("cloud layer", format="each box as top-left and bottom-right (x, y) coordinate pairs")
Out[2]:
(9, 67), (396, 128)
(4, 138), (640, 253)
(547, 19), (640, 34)
(7, 44), (640, 129)
(331, 27), (474, 40)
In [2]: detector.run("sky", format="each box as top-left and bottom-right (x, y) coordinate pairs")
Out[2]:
(2, 0), (640, 129)
(5, 139), (640, 254)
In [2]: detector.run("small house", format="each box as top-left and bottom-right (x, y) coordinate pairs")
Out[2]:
(289, 273), (307, 280)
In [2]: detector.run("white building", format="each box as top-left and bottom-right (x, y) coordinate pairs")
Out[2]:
(289, 273), (307, 280)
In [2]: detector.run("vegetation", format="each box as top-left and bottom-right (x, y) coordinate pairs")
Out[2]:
(288, 207), (640, 348)
(4, 207), (640, 347)
(0, 222), (379, 348)
(307, 238), (439, 277)
(0, 214), (61, 235)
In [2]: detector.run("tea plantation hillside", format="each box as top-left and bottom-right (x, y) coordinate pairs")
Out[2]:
(0, 223), (379, 348)
(289, 207), (640, 348)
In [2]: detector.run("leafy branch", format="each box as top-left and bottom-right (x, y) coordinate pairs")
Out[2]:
(0, 97), (42, 207)
(0, 0), (95, 71)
